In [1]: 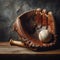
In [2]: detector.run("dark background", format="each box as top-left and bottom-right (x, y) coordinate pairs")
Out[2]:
(0, 0), (60, 42)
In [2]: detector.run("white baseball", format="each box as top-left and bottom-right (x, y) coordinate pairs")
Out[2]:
(38, 29), (50, 42)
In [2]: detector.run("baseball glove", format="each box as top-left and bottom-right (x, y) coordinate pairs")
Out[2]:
(10, 8), (57, 51)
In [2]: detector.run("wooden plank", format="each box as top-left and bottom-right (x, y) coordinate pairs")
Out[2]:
(0, 42), (60, 54)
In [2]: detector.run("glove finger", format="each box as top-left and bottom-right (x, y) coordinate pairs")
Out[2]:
(48, 11), (55, 34)
(35, 8), (42, 25)
(42, 9), (47, 28)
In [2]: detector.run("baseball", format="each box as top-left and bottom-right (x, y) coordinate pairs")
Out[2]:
(38, 29), (50, 42)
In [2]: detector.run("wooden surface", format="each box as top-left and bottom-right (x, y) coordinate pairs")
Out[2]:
(0, 42), (60, 54)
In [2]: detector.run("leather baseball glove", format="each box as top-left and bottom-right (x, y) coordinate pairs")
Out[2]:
(10, 8), (57, 51)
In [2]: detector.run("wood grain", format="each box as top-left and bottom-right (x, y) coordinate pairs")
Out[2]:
(0, 42), (60, 54)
